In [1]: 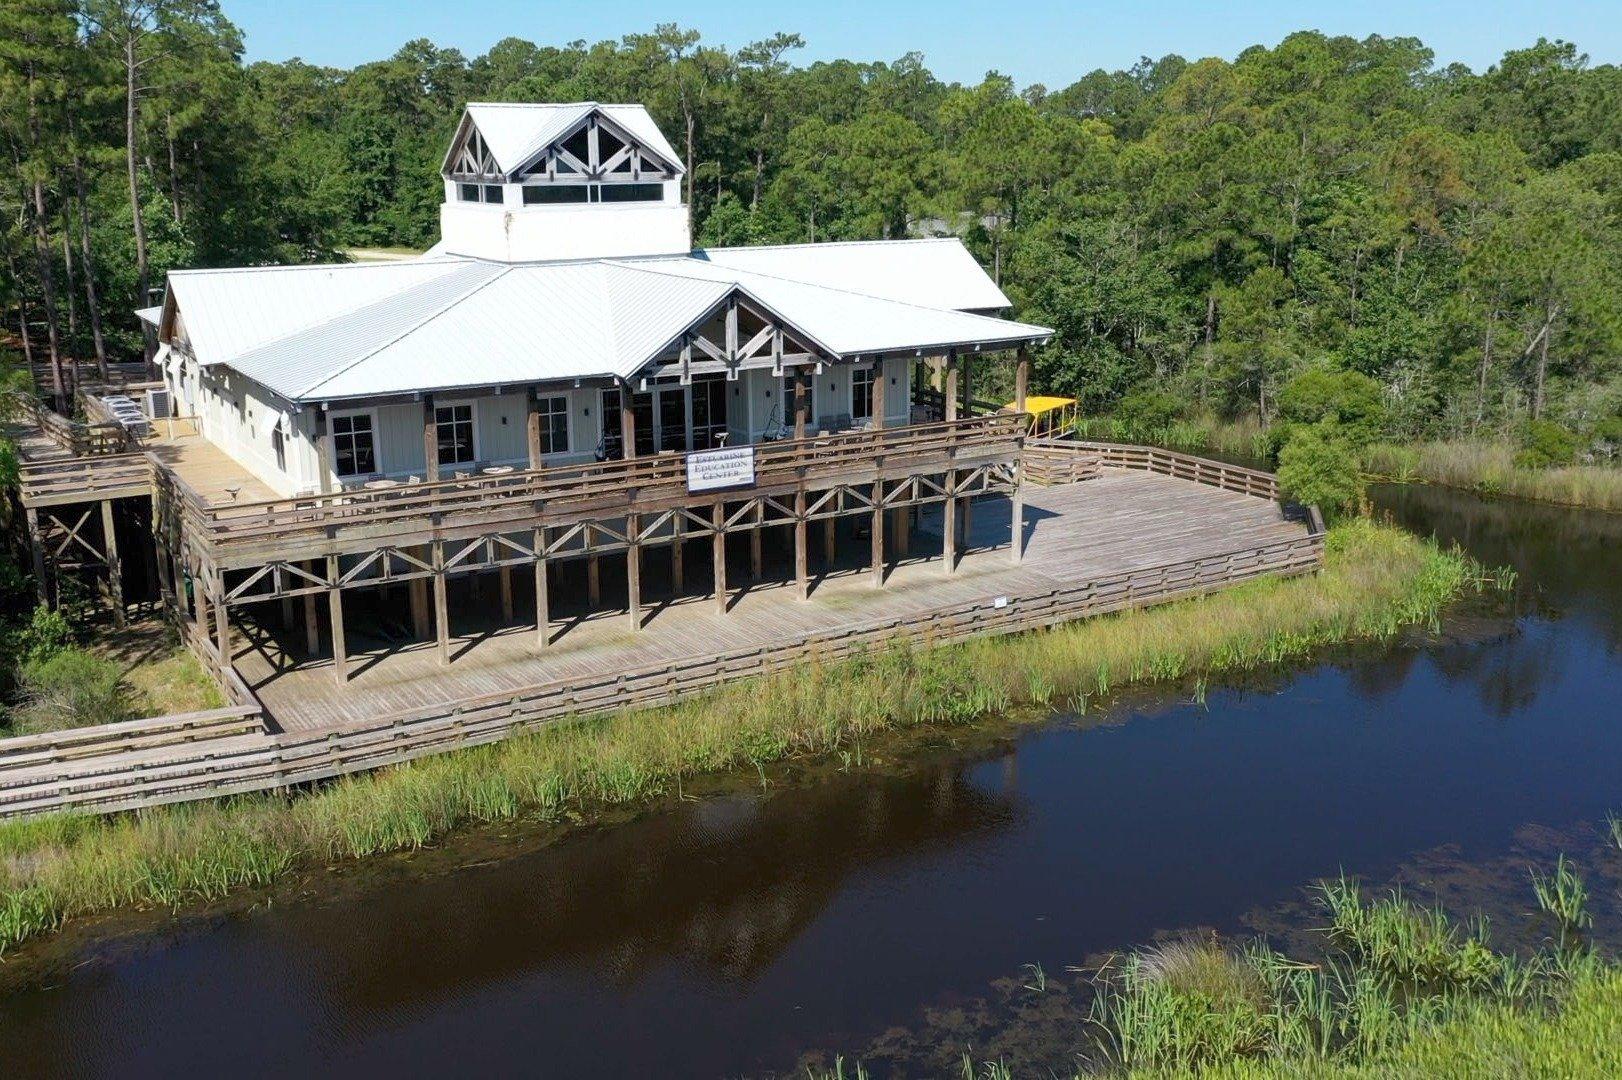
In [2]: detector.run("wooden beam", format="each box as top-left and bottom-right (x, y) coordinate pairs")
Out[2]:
(212, 575), (230, 669)
(533, 526), (549, 649)
(942, 468), (957, 575)
(326, 554), (348, 683)
(712, 500), (727, 614)
(432, 539), (450, 664)
(823, 515), (835, 566)
(101, 499), (124, 627)
(1011, 444), (1026, 567)
(1014, 345), (1030, 414)
(499, 564), (514, 621)
(588, 555), (601, 606)
(871, 359), (886, 431)
(423, 394), (439, 482)
(750, 501), (763, 580)
(626, 512), (642, 631)
(410, 545), (430, 639)
(944, 352), (959, 423)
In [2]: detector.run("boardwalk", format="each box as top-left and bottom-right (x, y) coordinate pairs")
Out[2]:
(234, 470), (1308, 732)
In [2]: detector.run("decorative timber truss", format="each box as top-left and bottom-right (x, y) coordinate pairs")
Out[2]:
(644, 291), (826, 388)
(445, 107), (682, 184)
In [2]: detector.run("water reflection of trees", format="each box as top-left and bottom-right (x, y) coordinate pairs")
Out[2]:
(1428, 630), (1564, 720)
(291, 756), (1020, 1015)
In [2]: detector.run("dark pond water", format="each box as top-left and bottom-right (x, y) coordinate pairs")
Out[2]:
(1, 485), (1619, 1078)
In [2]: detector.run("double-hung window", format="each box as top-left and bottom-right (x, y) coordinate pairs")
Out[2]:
(332, 413), (376, 478)
(536, 395), (569, 455)
(435, 403), (477, 467)
(851, 366), (876, 421)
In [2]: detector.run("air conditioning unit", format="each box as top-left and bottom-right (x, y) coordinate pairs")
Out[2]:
(145, 387), (172, 418)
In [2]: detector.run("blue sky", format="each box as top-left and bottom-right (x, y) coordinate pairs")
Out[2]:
(230, 0), (1619, 88)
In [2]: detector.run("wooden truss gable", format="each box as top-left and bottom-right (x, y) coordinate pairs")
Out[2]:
(447, 125), (502, 180)
(638, 289), (833, 389)
(515, 109), (681, 183)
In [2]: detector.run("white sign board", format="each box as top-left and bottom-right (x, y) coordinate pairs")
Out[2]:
(687, 446), (756, 492)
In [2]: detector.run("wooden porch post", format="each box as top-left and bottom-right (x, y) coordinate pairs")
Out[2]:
(100, 500), (125, 627)
(326, 554), (348, 683)
(626, 513), (642, 631)
(422, 393), (439, 482)
(823, 516), (835, 566)
(943, 351), (960, 575)
(750, 503), (763, 580)
(432, 539), (450, 664)
(533, 526), (550, 649)
(870, 360), (886, 588)
(793, 368), (808, 440)
(525, 389), (543, 469)
(313, 411), (334, 495)
(1011, 347), (1030, 566)
(961, 354), (974, 543)
(409, 548), (430, 639)
(712, 500), (727, 614)
(500, 562), (514, 622)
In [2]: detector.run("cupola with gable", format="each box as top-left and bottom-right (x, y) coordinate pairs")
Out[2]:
(438, 102), (689, 262)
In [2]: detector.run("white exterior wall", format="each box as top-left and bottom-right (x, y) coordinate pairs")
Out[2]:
(736, 359), (911, 441)
(437, 179), (689, 262)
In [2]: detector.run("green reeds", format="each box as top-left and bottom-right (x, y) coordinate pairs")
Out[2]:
(1364, 441), (1622, 511)
(0, 521), (1478, 953)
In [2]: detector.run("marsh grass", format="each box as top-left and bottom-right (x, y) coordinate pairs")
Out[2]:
(0, 521), (1478, 952)
(1365, 441), (1622, 512)
(1083, 865), (1620, 1079)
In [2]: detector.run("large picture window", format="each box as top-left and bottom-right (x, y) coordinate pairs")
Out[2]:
(332, 413), (376, 477)
(851, 366), (876, 421)
(691, 375), (728, 450)
(536, 395), (569, 455)
(435, 403), (477, 466)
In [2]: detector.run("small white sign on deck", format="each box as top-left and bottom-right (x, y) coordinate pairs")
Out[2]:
(687, 446), (756, 492)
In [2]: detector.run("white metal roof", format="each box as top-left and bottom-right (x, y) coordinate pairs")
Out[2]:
(696, 238), (1012, 311)
(451, 103), (684, 178)
(164, 243), (1049, 404)
(134, 305), (163, 327)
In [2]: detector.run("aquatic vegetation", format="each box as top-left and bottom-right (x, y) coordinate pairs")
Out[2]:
(0, 521), (1479, 952)
(1365, 441), (1622, 512)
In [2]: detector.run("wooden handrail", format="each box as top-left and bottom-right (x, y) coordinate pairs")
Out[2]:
(184, 414), (1027, 557)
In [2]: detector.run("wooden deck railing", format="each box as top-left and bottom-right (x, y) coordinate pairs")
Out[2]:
(16, 453), (155, 507)
(184, 414), (1027, 564)
(1027, 438), (1279, 500)
(0, 517), (1324, 820)
(2, 388), (135, 457)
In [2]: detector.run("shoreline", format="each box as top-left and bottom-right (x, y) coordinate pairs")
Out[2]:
(0, 519), (1481, 954)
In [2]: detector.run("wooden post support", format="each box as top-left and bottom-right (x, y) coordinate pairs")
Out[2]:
(409, 546), (430, 639)
(944, 352), (959, 423)
(326, 554), (348, 683)
(823, 515), (835, 566)
(794, 489), (809, 600)
(870, 481), (886, 588)
(24, 507), (48, 605)
(750, 502), (763, 580)
(892, 507), (910, 558)
(1014, 345), (1030, 414)
(619, 384), (636, 460)
(588, 553), (601, 606)
(961, 354), (973, 540)
(671, 512), (685, 593)
(499, 564), (514, 622)
(212, 577), (230, 669)
(192, 559), (209, 633)
(942, 463), (958, 575)
(871, 359), (886, 431)
(712, 500), (728, 614)
(150, 490), (173, 610)
(422, 393), (439, 482)
(432, 539), (450, 665)
(626, 512), (642, 631)
(303, 560), (320, 656)
(533, 527), (550, 649)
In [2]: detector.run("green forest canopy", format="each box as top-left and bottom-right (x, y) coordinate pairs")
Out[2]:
(5, 0), (1622, 439)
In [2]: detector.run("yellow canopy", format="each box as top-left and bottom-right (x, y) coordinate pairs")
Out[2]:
(1006, 395), (1076, 417)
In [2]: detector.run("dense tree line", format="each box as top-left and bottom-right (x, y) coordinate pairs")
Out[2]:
(5, 1), (1622, 440)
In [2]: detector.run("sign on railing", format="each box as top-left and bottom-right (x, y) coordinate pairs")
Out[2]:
(686, 445), (756, 492)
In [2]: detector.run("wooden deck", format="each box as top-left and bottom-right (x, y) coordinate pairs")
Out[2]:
(234, 471), (1308, 733)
